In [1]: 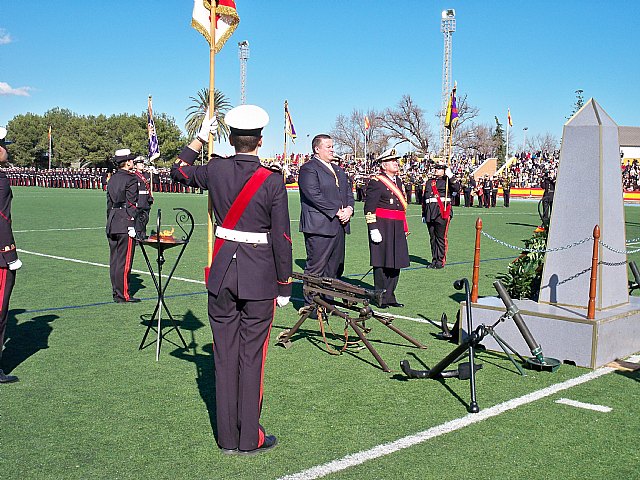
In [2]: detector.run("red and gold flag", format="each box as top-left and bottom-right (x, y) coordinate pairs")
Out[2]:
(192, 0), (240, 53)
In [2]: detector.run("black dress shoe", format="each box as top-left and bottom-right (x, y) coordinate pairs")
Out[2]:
(388, 302), (404, 308)
(0, 369), (19, 383)
(238, 435), (278, 456)
(219, 447), (238, 456)
(114, 297), (141, 303)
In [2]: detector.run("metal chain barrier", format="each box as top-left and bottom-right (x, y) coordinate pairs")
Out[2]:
(599, 239), (640, 255)
(556, 260), (627, 286)
(482, 230), (640, 255)
(480, 230), (592, 253)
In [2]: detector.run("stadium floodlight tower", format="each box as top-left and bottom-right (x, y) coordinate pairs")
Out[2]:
(440, 9), (456, 157)
(238, 40), (250, 104)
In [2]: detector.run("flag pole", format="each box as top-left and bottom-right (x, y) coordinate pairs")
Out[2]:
(364, 123), (368, 174)
(206, 1), (216, 269)
(283, 100), (288, 170)
(148, 96), (154, 196)
(48, 125), (52, 169)
(505, 110), (510, 166)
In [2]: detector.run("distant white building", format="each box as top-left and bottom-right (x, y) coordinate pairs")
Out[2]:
(620, 126), (640, 159)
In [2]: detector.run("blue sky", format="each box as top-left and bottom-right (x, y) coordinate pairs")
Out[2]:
(1, 0), (638, 158)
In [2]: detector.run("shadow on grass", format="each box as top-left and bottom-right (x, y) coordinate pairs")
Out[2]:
(391, 351), (472, 410)
(409, 254), (432, 266)
(129, 273), (146, 296)
(616, 368), (640, 383)
(169, 310), (218, 440)
(3, 309), (58, 373)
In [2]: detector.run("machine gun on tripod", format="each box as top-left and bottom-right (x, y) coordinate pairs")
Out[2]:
(275, 272), (427, 372)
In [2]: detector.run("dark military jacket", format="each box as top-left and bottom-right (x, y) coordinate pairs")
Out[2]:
(0, 171), (18, 267)
(171, 149), (292, 300)
(106, 169), (138, 235)
(422, 175), (459, 222)
(364, 174), (410, 269)
(134, 171), (154, 209)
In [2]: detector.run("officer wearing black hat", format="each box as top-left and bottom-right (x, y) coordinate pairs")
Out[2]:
(422, 162), (460, 269)
(364, 149), (410, 308)
(133, 156), (153, 240)
(171, 106), (292, 456)
(106, 148), (140, 303)
(0, 127), (21, 383)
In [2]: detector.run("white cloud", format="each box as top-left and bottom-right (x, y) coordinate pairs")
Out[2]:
(0, 82), (31, 96)
(0, 29), (11, 45)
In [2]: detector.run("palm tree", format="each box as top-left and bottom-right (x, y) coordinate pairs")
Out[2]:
(185, 88), (232, 141)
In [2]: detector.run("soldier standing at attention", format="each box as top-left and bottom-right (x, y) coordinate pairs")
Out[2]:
(133, 156), (153, 239)
(502, 173), (512, 207)
(364, 149), (410, 308)
(171, 105), (292, 456)
(0, 127), (22, 383)
(422, 162), (460, 269)
(106, 149), (140, 303)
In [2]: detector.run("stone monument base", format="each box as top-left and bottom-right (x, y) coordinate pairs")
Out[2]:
(460, 296), (640, 369)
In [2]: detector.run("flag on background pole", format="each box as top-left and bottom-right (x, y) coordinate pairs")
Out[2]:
(508, 108), (513, 127)
(444, 84), (459, 130)
(147, 96), (160, 161)
(192, 0), (240, 53)
(285, 101), (297, 143)
(48, 125), (53, 168)
(364, 115), (371, 131)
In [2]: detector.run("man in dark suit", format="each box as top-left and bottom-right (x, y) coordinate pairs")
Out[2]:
(298, 134), (354, 305)
(0, 127), (21, 384)
(364, 149), (410, 308)
(106, 148), (140, 303)
(171, 105), (292, 456)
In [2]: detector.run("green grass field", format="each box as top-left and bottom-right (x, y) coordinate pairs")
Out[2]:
(1, 188), (639, 480)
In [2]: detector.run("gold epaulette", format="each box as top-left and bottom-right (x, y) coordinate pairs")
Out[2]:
(365, 212), (377, 224)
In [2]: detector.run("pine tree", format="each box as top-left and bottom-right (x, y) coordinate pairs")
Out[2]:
(493, 116), (506, 167)
(567, 89), (585, 119)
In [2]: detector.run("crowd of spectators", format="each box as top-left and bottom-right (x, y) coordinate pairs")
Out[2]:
(4, 149), (640, 192)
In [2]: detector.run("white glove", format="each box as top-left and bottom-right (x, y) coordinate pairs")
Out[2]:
(276, 296), (290, 307)
(445, 167), (454, 179)
(127, 227), (136, 238)
(370, 229), (382, 243)
(197, 109), (218, 143)
(8, 259), (22, 271)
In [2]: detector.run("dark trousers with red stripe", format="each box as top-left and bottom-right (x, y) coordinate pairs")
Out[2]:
(427, 217), (450, 267)
(107, 234), (135, 301)
(208, 260), (275, 451)
(0, 267), (16, 365)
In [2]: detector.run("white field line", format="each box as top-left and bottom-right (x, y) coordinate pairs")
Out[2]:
(277, 354), (640, 480)
(12, 249), (451, 326)
(555, 398), (612, 413)
(12, 211), (537, 234)
(16, 249), (205, 285)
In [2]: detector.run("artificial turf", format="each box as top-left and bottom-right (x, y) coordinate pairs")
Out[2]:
(1, 187), (638, 479)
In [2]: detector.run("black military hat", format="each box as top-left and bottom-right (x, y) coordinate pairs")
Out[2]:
(225, 104), (269, 136)
(112, 148), (136, 166)
(133, 155), (146, 164)
(433, 161), (447, 170)
(0, 126), (13, 150)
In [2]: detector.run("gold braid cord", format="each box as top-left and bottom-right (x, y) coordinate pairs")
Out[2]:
(191, 2), (240, 54)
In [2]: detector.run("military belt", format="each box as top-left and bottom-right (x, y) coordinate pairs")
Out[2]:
(425, 197), (451, 203)
(215, 226), (268, 244)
